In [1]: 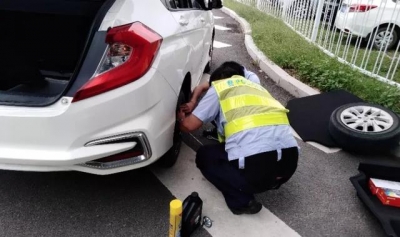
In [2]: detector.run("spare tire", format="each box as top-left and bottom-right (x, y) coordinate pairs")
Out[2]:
(328, 102), (400, 153)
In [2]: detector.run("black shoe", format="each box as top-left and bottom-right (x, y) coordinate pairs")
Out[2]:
(230, 200), (263, 215)
(202, 128), (218, 141)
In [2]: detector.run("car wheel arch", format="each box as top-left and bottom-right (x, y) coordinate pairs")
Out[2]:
(180, 73), (191, 102)
(157, 74), (191, 168)
(374, 23), (400, 34)
(369, 23), (400, 46)
(204, 29), (215, 73)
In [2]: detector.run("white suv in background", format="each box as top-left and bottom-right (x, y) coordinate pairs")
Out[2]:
(0, 0), (221, 175)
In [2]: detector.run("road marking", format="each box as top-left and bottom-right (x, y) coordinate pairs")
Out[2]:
(306, 142), (341, 153)
(291, 128), (341, 154)
(152, 144), (301, 237)
(214, 40), (232, 49)
(214, 16), (224, 19)
(215, 25), (231, 31)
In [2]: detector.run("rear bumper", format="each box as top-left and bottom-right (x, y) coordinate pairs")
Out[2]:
(0, 132), (153, 175)
(335, 12), (374, 38)
(335, 12), (352, 32)
(0, 68), (177, 175)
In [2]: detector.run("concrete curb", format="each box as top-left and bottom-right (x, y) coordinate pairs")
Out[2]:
(221, 7), (319, 97)
(222, 7), (252, 35)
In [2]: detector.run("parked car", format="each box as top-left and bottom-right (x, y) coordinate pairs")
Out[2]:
(265, 0), (316, 18)
(267, 0), (339, 25)
(335, 0), (400, 49)
(322, 0), (341, 29)
(0, 0), (221, 175)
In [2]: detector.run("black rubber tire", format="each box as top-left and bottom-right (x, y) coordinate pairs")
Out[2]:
(372, 26), (399, 50)
(204, 30), (214, 73)
(157, 91), (186, 167)
(328, 102), (400, 153)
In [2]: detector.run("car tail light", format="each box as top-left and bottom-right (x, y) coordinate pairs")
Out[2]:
(349, 4), (377, 12)
(72, 22), (163, 103)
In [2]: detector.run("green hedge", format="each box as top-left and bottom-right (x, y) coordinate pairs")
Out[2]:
(224, 0), (400, 113)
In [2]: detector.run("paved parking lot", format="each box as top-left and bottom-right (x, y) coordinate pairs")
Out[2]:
(0, 9), (398, 237)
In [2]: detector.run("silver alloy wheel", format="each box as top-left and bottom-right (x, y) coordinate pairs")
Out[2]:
(340, 105), (394, 133)
(374, 31), (394, 49)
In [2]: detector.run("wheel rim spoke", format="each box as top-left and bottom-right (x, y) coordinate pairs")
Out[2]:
(347, 121), (364, 130)
(362, 122), (369, 132)
(342, 111), (358, 119)
(370, 109), (381, 117)
(343, 118), (358, 123)
(372, 121), (384, 132)
(349, 107), (362, 116)
(361, 106), (371, 116)
(376, 114), (392, 123)
(374, 120), (390, 128)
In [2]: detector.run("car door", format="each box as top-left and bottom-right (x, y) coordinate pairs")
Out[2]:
(193, 0), (214, 76)
(169, 0), (207, 87)
(190, 0), (214, 73)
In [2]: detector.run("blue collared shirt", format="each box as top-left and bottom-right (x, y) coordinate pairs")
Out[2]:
(193, 70), (298, 161)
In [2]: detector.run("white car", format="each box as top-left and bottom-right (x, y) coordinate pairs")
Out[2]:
(335, 0), (400, 49)
(0, 0), (221, 175)
(266, 0), (337, 22)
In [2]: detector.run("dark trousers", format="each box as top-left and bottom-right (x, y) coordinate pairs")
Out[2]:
(196, 143), (299, 209)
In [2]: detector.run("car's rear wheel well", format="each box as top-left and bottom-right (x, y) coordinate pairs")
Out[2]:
(181, 73), (191, 102)
(369, 23), (400, 38)
(157, 73), (191, 168)
(367, 23), (400, 49)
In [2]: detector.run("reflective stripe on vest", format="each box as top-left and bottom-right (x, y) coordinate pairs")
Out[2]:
(212, 75), (289, 140)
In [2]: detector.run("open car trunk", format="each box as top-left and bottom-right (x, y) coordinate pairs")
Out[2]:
(0, 0), (111, 106)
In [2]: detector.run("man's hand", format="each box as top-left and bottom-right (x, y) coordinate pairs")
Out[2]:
(177, 108), (186, 122)
(176, 108), (203, 132)
(181, 82), (210, 113)
(180, 101), (196, 113)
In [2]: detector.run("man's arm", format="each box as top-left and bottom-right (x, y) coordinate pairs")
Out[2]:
(177, 87), (220, 133)
(244, 67), (261, 84)
(177, 109), (203, 132)
(181, 82), (210, 113)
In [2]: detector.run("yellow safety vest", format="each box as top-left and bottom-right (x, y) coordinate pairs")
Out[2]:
(212, 75), (290, 142)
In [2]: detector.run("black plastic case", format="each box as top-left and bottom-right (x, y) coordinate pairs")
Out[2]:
(350, 161), (400, 237)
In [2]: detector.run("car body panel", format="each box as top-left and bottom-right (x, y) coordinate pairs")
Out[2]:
(0, 0), (215, 174)
(171, 9), (207, 88)
(0, 68), (178, 174)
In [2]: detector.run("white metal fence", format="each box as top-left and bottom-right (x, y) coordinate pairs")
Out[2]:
(233, 0), (400, 87)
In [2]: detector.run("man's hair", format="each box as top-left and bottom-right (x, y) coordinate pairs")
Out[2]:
(220, 61), (244, 75)
(209, 61), (245, 86)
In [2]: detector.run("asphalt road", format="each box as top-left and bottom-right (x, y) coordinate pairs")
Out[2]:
(0, 9), (399, 237)
(0, 165), (212, 237)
